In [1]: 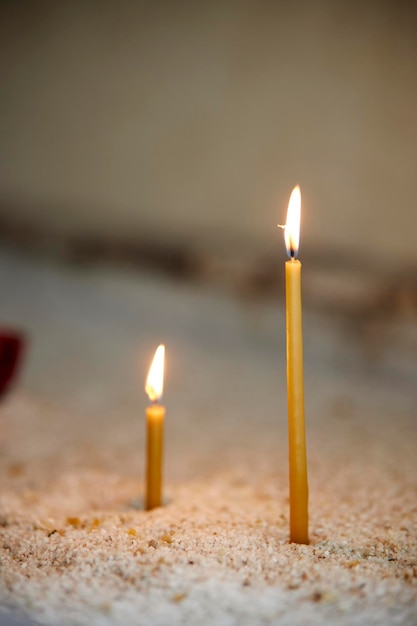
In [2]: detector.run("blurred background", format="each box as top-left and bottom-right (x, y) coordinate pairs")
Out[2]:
(0, 0), (416, 472)
(1, 0), (417, 264)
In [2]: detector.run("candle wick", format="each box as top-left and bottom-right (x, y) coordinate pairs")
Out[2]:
(290, 247), (295, 259)
(146, 396), (161, 406)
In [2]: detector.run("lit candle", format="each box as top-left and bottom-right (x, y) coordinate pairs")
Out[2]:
(144, 344), (166, 510)
(281, 185), (309, 544)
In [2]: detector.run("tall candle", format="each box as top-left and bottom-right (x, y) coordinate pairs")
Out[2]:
(282, 186), (309, 544)
(144, 344), (166, 511)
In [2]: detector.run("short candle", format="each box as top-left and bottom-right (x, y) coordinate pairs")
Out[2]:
(281, 185), (309, 544)
(144, 344), (166, 511)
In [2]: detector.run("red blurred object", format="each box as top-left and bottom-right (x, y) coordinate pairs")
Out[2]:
(0, 331), (25, 399)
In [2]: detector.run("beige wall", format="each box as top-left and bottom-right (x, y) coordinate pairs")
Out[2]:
(1, 1), (417, 265)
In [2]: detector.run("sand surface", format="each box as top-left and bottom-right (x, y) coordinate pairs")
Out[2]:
(0, 250), (416, 625)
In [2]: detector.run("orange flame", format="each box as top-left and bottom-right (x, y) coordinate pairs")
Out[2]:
(145, 344), (165, 402)
(283, 185), (301, 258)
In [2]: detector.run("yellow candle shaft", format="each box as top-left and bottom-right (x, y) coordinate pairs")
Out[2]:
(145, 404), (165, 510)
(286, 259), (309, 544)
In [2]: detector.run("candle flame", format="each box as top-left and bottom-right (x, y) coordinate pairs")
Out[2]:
(283, 185), (301, 258)
(145, 344), (165, 402)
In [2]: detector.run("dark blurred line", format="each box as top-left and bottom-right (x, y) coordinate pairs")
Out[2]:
(0, 211), (416, 333)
